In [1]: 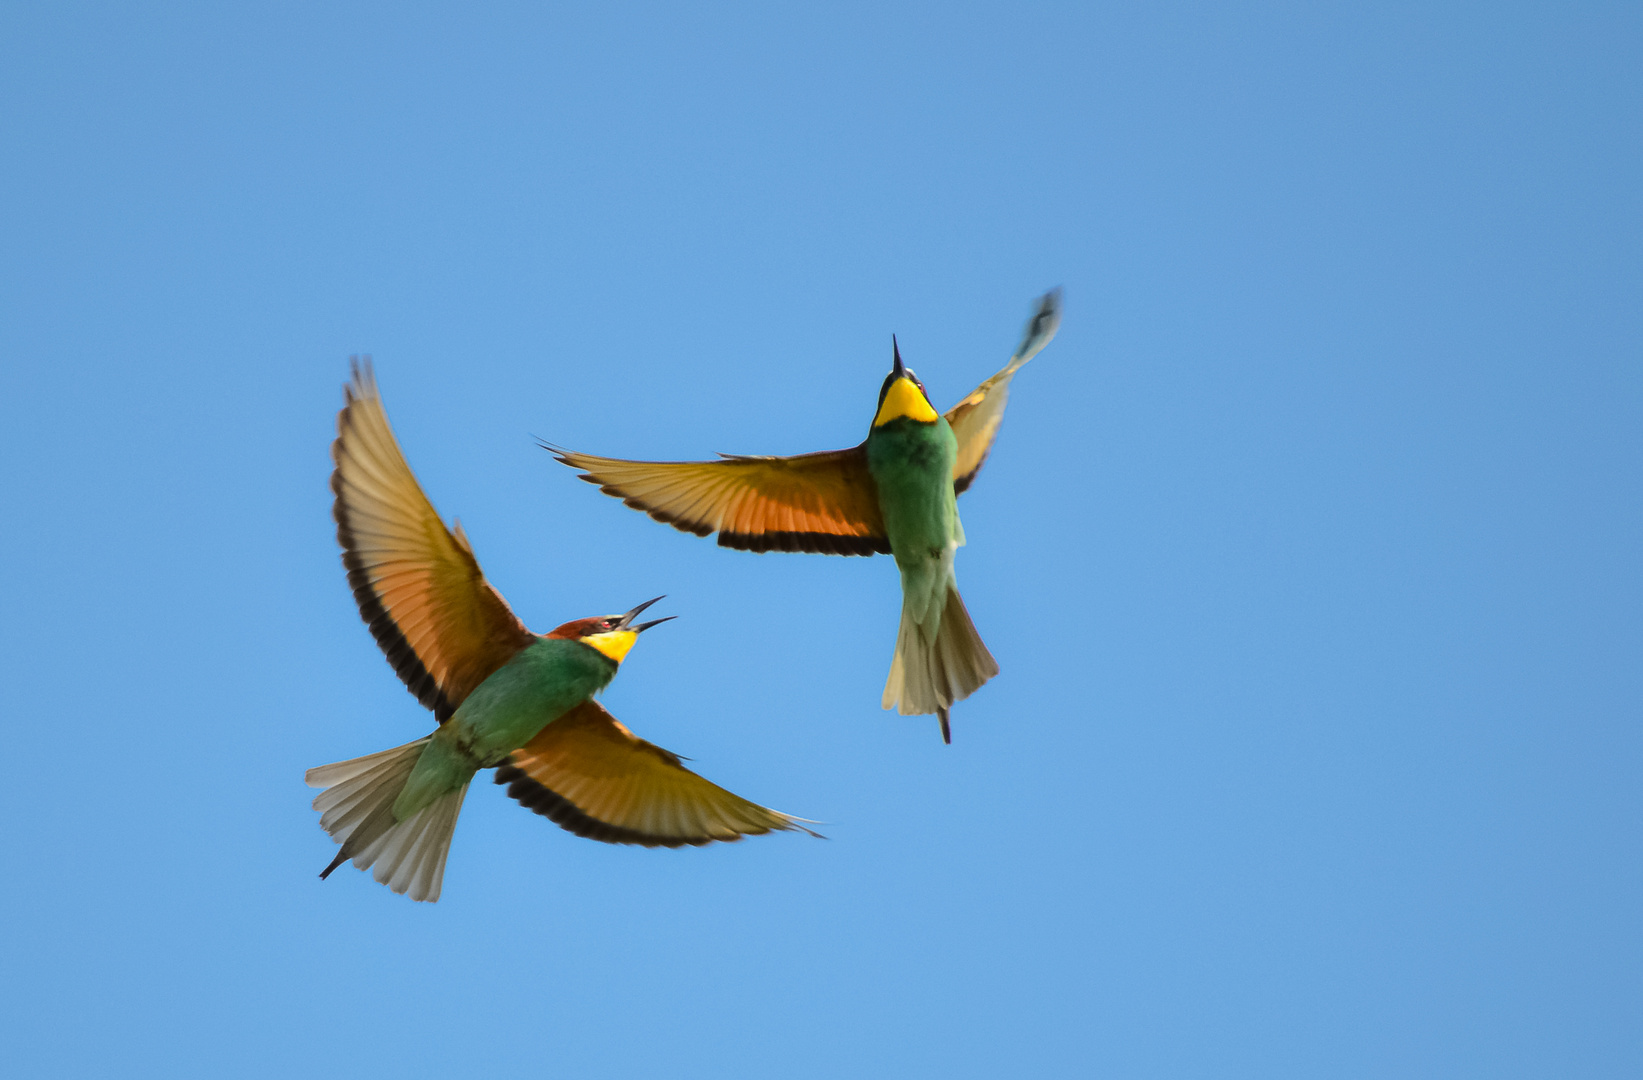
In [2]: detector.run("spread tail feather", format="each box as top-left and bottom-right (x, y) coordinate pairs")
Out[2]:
(306, 737), (469, 903)
(882, 582), (999, 740)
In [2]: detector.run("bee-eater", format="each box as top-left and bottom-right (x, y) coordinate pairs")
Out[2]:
(553, 290), (1062, 743)
(309, 362), (815, 903)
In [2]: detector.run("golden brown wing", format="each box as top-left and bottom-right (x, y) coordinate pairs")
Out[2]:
(553, 444), (890, 556)
(945, 288), (1062, 494)
(494, 700), (819, 846)
(332, 360), (534, 721)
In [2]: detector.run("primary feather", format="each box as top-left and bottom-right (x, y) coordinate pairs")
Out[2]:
(554, 445), (891, 556)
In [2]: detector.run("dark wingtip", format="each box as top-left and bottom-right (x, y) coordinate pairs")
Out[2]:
(495, 762), (705, 848)
(938, 707), (952, 744)
(1014, 289), (1064, 360)
(345, 355), (375, 402)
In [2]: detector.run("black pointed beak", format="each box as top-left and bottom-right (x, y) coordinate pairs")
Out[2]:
(631, 616), (676, 633)
(615, 595), (665, 629)
(891, 335), (905, 377)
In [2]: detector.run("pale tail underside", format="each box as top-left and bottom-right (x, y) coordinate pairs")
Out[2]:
(305, 737), (470, 903)
(882, 582), (1000, 743)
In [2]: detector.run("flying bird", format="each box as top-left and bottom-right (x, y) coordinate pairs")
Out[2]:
(308, 361), (815, 903)
(553, 290), (1062, 743)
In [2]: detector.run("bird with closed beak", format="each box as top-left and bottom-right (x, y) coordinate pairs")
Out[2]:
(552, 290), (1062, 743)
(308, 361), (815, 903)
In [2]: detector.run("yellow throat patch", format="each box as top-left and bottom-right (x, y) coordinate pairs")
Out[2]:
(581, 629), (638, 663)
(873, 377), (939, 427)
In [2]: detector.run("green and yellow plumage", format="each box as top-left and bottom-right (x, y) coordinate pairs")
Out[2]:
(554, 290), (1062, 742)
(308, 362), (814, 903)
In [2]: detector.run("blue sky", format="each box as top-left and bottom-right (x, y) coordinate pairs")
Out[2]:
(1, 2), (1638, 1076)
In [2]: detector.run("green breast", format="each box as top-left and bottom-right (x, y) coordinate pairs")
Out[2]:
(866, 417), (960, 562)
(448, 637), (617, 764)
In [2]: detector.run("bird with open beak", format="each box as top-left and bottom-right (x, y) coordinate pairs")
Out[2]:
(307, 362), (815, 902)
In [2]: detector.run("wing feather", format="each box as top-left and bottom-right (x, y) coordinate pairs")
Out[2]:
(332, 360), (534, 721)
(493, 701), (819, 847)
(945, 289), (1062, 494)
(553, 444), (890, 556)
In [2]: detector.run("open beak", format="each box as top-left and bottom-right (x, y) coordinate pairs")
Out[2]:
(891, 335), (905, 378)
(616, 595), (675, 634)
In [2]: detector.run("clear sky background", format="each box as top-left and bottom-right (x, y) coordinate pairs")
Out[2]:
(2, 3), (1638, 1077)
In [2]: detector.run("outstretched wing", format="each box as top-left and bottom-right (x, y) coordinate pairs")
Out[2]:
(945, 288), (1063, 494)
(332, 360), (534, 722)
(553, 445), (890, 556)
(494, 700), (819, 846)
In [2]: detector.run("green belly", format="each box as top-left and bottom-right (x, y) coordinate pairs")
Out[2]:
(866, 416), (960, 567)
(393, 638), (615, 819)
